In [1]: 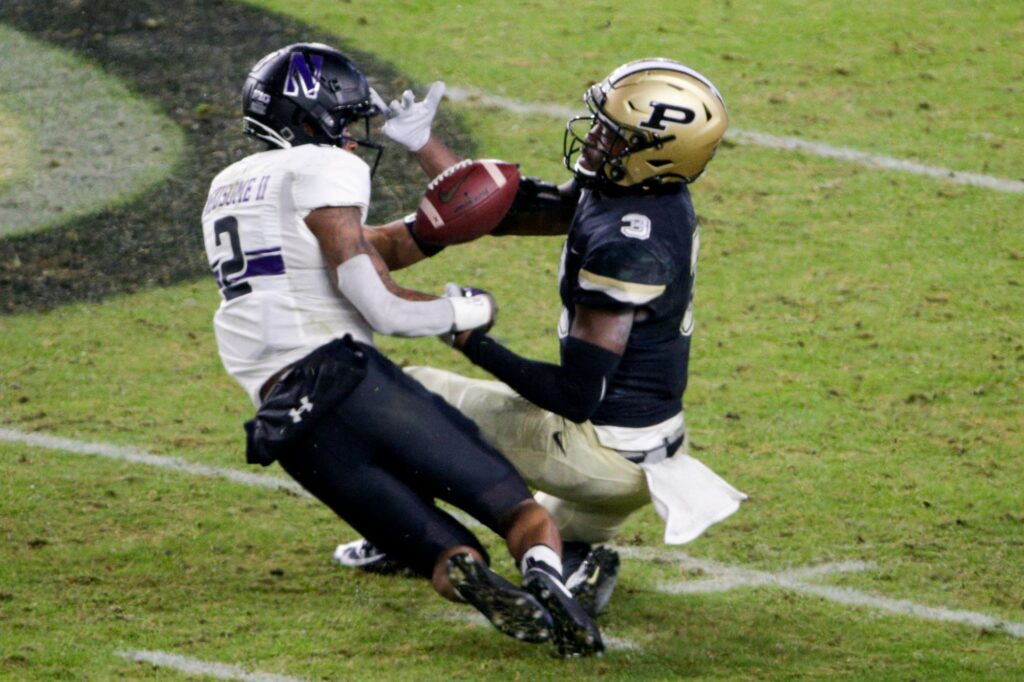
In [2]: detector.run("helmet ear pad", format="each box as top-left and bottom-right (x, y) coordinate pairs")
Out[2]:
(291, 111), (320, 141)
(291, 107), (337, 140)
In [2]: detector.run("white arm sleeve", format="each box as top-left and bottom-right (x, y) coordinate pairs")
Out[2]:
(336, 254), (470, 337)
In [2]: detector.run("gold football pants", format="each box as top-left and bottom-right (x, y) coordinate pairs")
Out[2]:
(406, 365), (654, 543)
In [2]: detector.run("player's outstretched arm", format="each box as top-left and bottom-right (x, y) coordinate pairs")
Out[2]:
(373, 81), (573, 236)
(456, 304), (632, 423)
(363, 216), (431, 272)
(413, 135), (462, 180)
(305, 206), (494, 337)
(490, 177), (579, 237)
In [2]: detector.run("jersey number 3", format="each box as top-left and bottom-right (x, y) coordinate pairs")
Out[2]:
(214, 216), (252, 301)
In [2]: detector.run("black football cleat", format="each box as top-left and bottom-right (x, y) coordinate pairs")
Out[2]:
(566, 545), (620, 618)
(447, 553), (553, 644)
(523, 566), (604, 657)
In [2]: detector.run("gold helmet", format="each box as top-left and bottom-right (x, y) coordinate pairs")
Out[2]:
(563, 58), (728, 188)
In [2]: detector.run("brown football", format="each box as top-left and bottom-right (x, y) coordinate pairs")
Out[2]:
(414, 159), (520, 245)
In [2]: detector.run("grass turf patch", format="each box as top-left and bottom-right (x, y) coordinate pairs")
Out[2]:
(1, 0), (1022, 678)
(0, 0), (475, 312)
(3, 442), (1023, 679)
(1, 142), (1020, 633)
(0, 107), (33, 189)
(242, 0), (1024, 181)
(0, 25), (184, 239)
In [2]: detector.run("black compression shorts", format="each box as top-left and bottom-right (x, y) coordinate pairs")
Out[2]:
(272, 341), (532, 577)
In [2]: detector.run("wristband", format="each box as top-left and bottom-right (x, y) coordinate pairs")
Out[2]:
(449, 294), (493, 331)
(403, 213), (445, 257)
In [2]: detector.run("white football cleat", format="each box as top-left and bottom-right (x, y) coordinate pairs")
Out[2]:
(332, 538), (405, 575)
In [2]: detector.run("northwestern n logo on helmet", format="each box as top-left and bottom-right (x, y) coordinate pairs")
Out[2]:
(283, 52), (324, 99)
(639, 102), (696, 130)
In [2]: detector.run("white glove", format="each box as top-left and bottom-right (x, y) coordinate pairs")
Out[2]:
(372, 81), (446, 152)
(439, 282), (495, 344)
(369, 88), (390, 118)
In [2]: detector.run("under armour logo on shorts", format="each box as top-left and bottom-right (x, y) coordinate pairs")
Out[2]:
(289, 395), (314, 423)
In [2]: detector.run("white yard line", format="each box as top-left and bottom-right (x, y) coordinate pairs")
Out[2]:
(0, 427), (309, 498)
(726, 130), (1024, 193)
(5, 426), (1024, 639)
(444, 87), (1024, 194)
(117, 650), (305, 682)
(782, 582), (1024, 638)
(629, 546), (1024, 637)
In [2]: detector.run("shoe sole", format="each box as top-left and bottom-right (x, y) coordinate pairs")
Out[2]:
(352, 557), (406, 575)
(524, 571), (604, 658)
(570, 546), (620, 618)
(447, 554), (552, 644)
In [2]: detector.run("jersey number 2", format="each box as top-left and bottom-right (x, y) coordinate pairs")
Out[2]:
(214, 216), (252, 301)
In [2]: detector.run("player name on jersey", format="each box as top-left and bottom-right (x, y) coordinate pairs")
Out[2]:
(202, 174), (272, 217)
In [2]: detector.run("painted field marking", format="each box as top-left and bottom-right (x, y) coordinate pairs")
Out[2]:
(617, 545), (875, 594)
(5, 426), (1024, 640)
(0, 26), (185, 237)
(620, 546), (1024, 638)
(444, 87), (1024, 194)
(0, 427), (310, 498)
(118, 650), (304, 682)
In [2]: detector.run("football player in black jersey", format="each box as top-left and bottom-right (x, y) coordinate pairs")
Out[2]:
(341, 59), (745, 619)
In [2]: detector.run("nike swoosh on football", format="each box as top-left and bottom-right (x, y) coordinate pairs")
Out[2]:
(552, 431), (566, 454)
(439, 174), (471, 203)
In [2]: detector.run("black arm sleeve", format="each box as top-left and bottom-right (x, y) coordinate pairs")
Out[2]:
(507, 177), (566, 214)
(460, 331), (622, 423)
(403, 213), (445, 257)
(491, 177), (579, 236)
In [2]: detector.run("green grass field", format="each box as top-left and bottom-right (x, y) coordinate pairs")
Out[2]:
(1, 1), (1022, 679)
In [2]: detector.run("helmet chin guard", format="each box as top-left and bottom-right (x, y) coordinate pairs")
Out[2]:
(563, 58), (729, 189)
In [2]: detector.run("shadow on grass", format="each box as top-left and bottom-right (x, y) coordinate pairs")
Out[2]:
(0, 0), (474, 313)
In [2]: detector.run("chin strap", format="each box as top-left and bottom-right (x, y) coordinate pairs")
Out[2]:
(243, 117), (293, 149)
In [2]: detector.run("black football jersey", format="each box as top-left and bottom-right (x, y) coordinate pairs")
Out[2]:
(559, 183), (698, 427)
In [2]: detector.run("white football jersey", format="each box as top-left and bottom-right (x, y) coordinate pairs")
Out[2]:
(201, 144), (373, 405)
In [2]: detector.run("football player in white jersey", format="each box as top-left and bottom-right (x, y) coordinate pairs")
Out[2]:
(202, 43), (602, 657)
(339, 62), (746, 620)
